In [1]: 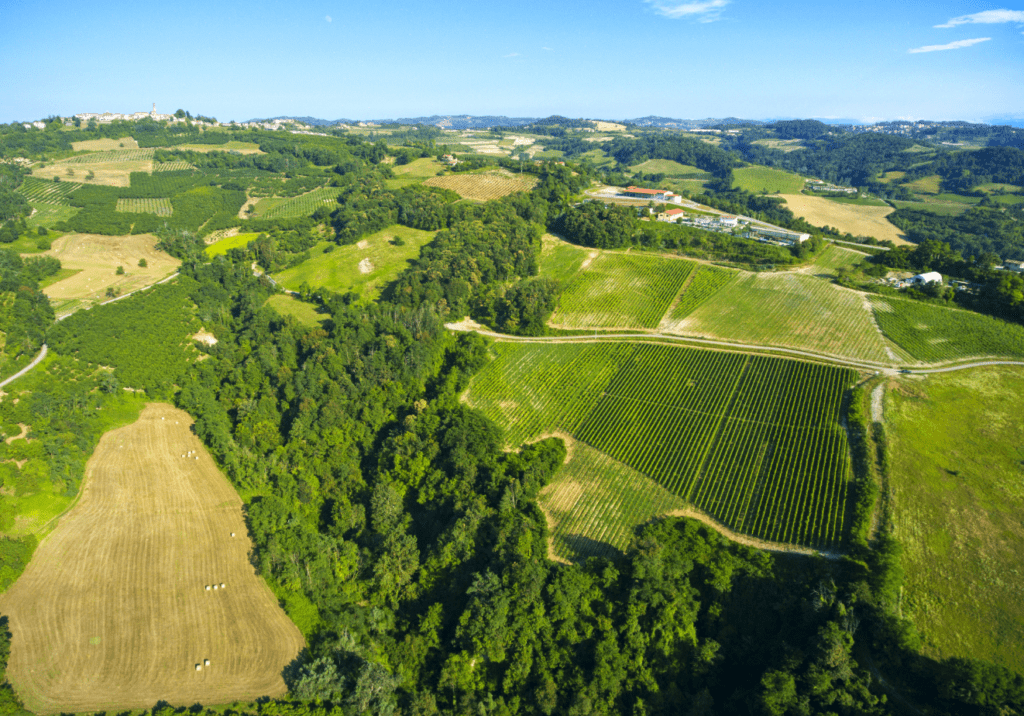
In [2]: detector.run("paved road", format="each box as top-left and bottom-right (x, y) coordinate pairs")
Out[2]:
(0, 344), (48, 390)
(446, 324), (1024, 375)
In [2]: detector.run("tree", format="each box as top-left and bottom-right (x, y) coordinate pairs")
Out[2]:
(138, 258), (147, 268)
(115, 265), (125, 275)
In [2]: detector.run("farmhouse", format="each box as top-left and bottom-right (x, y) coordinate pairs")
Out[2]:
(658, 208), (686, 222)
(911, 272), (943, 285)
(1001, 260), (1024, 273)
(622, 186), (682, 204)
(751, 226), (811, 244)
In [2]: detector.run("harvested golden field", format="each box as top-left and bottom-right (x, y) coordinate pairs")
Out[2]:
(0, 404), (304, 714)
(32, 160), (154, 187)
(37, 233), (180, 315)
(71, 137), (141, 152)
(782, 194), (910, 245)
(424, 171), (537, 201)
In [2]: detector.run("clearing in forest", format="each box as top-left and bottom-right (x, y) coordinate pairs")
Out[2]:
(39, 233), (180, 315)
(264, 294), (327, 327)
(466, 341), (855, 549)
(385, 158), (443, 189)
(205, 232), (258, 257)
(424, 171), (537, 201)
(0, 404), (304, 714)
(666, 271), (892, 363)
(887, 367), (1024, 674)
(71, 137), (141, 152)
(870, 296), (1024, 363)
(274, 224), (437, 300)
(732, 166), (806, 194)
(549, 253), (695, 329)
(781, 194), (909, 245)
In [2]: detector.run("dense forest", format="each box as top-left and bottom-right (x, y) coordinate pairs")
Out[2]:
(0, 247), (58, 380)
(2, 119), (1024, 715)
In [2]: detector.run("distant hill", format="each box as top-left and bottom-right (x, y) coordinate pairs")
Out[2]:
(623, 116), (763, 129)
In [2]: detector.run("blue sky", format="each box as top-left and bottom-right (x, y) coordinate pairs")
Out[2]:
(2, 0), (1023, 123)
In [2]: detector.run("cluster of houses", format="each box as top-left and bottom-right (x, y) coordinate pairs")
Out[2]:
(75, 104), (178, 124)
(886, 272), (944, 289)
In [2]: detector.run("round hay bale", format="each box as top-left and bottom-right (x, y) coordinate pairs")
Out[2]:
(213, 585), (218, 590)
(220, 583), (225, 588)
(230, 532), (235, 537)
(204, 659), (210, 666)
(195, 664), (202, 671)
(205, 585), (211, 590)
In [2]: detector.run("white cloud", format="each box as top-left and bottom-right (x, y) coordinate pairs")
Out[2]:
(935, 9), (1024, 28)
(503, 52), (520, 58)
(645, 0), (729, 22)
(908, 37), (992, 53)
(325, 15), (332, 22)
(542, 46), (553, 51)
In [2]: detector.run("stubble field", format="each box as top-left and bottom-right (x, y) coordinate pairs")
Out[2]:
(424, 171), (537, 201)
(782, 194), (910, 245)
(0, 404), (304, 714)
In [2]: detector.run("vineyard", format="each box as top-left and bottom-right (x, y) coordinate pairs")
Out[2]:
(871, 297), (1024, 362)
(666, 272), (892, 362)
(60, 149), (156, 164)
(549, 253), (695, 329)
(261, 186), (342, 219)
(17, 176), (83, 204)
(813, 244), (868, 274)
(27, 204), (79, 228)
(538, 235), (593, 285)
(116, 198), (173, 216)
(539, 440), (685, 561)
(153, 161), (195, 172)
(466, 341), (856, 548)
(662, 265), (736, 321)
(423, 171), (537, 201)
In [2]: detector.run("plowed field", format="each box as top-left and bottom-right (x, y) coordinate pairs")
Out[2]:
(0, 403), (303, 714)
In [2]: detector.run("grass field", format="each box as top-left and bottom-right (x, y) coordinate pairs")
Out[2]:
(871, 297), (1024, 363)
(40, 234), (180, 315)
(265, 294), (327, 327)
(877, 171), (906, 183)
(630, 159), (711, 178)
(424, 171), (537, 201)
(32, 160), (154, 188)
(27, 203), (79, 228)
(385, 158), (443, 189)
(70, 137), (140, 152)
(890, 200), (969, 216)
(116, 197), (173, 216)
(539, 439), (685, 561)
(274, 224), (436, 300)
(813, 244), (868, 274)
(781, 194), (909, 245)
(904, 174), (942, 195)
(0, 404), (304, 713)
(752, 139), (806, 153)
(538, 235), (593, 284)
(732, 166), (806, 194)
(204, 232), (259, 257)
(887, 367), (1024, 674)
(666, 272), (893, 363)
(549, 253), (695, 329)
(466, 342), (855, 548)
(176, 141), (263, 154)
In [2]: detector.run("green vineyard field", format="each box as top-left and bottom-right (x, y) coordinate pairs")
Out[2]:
(664, 265), (736, 321)
(262, 186), (343, 219)
(17, 177), (83, 205)
(116, 198), (173, 216)
(467, 341), (856, 549)
(871, 297), (1024, 362)
(550, 253), (695, 329)
(153, 161), (195, 172)
(60, 148), (155, 164)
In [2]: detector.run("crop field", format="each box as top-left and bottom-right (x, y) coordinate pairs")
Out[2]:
(538, 235), (593, 284)
(0, 404), (304, 713)
(264, 294), (327, 327)
(732, 166), (806, 194)
(661, 265), (736, 322)
(424, 171), (537, 201)
(752, 139), (806, 153)
(261, 186), (342, 219)
(154, 161), (196, 172)
(665, 272), (892, 363)
(204, 232), (259, 257)
(889, 200), (968, 216)
(887, 367), (1024, 673)
(539, 440), (685, 561)
(71, 137), (141, 152)
(781, 194), (909, 245)
(466, 342), (856, 548)
(176, 141), (263, 154)
(60, 149), (156, 164)
(385, 158), (443, 189)
(905, 174), (942, 194)
(549, 253), (695, 329)
(32, 160), (154, 188)
(275, 224), (437, 300)
(116, 198), (173, 216)
(871, 297), (1024, 363)
(40, 234), (180, 314)
(813, 244), (868, 274)
(17, 176), (83, 204)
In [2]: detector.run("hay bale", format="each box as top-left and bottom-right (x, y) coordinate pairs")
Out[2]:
(213, 585), (218, 590)
(230, 532), (235, 537)
(220, 583), (225, 588)
(204, 659), (210, 666)
(196, 664), (202, 671)
(205, 585), (211, 591)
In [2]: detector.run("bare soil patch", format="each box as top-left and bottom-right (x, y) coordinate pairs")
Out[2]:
(357, 258), (374, 274)
(0, 404), (304, 714)
(4, 423), (28, 445)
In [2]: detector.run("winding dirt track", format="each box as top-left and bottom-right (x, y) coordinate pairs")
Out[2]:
(0, 403), (303, 714)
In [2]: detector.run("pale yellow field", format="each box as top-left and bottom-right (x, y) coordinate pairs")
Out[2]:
(175, 141), (264, 154)
(592, 121), (626, 131)
(782, 194), (910, 245)
(424, 171), (537, 201)
(36, 233), (180, 314)
(0, 404), (304, 714)
(32, 160), (154, 187)
(71, 137), (141, 152)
